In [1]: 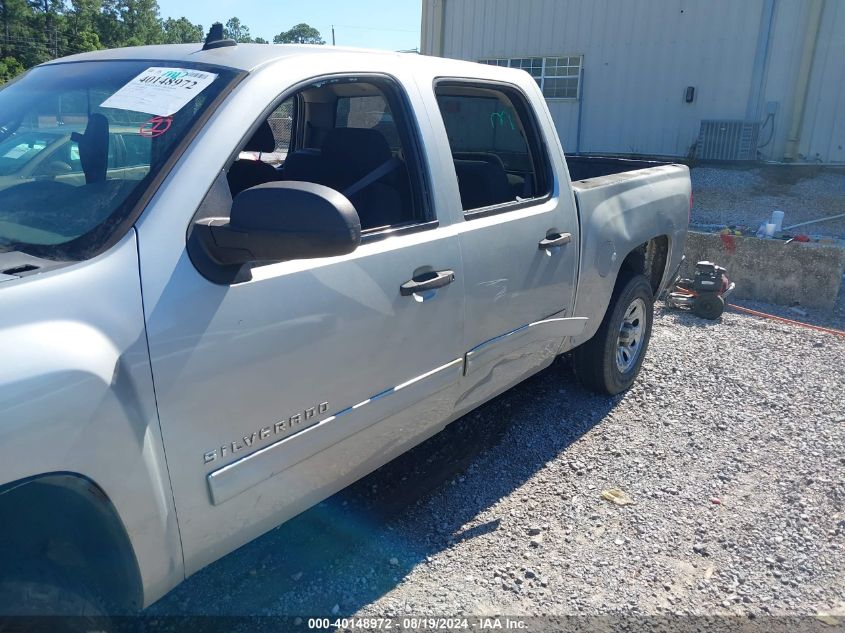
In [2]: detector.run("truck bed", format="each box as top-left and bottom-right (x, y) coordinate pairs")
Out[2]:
(566, 155), (676, 183)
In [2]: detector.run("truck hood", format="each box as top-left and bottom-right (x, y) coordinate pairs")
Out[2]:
(0, 251), (68, 283)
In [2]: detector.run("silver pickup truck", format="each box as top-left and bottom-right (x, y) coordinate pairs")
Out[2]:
(0, 36), (690, 614)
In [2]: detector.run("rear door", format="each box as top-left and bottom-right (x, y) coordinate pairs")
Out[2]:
(427, 79), (582, 409)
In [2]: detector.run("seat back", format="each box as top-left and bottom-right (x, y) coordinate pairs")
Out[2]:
(453, 159), (513, 210)
(319, 128), (402, 230)
(281, 148), (323, 182)
(71, 113), (109, 184)
(320, 128), (393, 191)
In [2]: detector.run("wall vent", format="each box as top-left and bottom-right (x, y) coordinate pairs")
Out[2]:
(697, 120), (760, 160)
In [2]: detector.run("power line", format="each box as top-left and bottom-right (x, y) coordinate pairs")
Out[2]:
(331, 24), (417, 33)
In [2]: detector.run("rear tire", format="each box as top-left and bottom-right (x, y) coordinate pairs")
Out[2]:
(573, 273), (654, 395)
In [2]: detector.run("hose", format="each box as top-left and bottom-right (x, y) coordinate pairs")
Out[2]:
(728, 304), (845, 338)
(757, 112), (776, 149)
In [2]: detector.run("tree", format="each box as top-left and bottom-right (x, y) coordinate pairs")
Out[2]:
(99, 0), (164, 48)
(273, 23), (324, 45)
(66, 0), (103, 54)
(224, 16), (253, 43)
(27, 0), (64, 57)
(162, 16), (203, 44)
(0, 56), (25, 83)
(0, 0), (207, 81)
(2, 0), (45, 65)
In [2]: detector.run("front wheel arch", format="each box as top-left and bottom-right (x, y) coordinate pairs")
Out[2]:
(0, 472), (143, 614)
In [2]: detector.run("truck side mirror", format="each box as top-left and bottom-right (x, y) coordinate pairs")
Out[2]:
(192, 181), (361, 280)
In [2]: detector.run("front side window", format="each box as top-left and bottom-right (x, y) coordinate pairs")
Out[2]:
(227, 77), (428, 233)
(0, 61), (238, 260)
(435, 82), (550, 213)
(479, 56), (582, 99)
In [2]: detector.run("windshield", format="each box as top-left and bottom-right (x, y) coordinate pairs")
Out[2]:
(0, 60), (238, 259)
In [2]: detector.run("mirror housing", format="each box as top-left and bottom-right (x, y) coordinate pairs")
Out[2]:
(192, 181), (361, 281)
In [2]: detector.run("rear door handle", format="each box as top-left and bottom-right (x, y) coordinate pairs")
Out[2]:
(538, 232), (572, 249)
(400, 269), (455, 296)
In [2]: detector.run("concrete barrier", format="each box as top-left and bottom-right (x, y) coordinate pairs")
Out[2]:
(682, 231), (845, 309)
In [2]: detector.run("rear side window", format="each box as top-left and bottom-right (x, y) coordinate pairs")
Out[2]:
(435, 82), (550, 214)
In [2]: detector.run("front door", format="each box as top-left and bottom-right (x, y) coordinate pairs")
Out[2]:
(139, 71), (465, 574)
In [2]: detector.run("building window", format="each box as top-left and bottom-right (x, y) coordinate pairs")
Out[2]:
(479, 56), (582, 99)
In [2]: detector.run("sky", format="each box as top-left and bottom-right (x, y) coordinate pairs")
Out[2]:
(156, 0), (423, 51)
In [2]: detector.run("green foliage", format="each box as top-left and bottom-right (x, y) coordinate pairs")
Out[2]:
(223, 16), (252, 43)
(162, 16), (203, 44)
(0, 3), (322, 84)
(0, 56), (25, 83)
(273, 23), (324, 45)
(0, 0), (204, 82)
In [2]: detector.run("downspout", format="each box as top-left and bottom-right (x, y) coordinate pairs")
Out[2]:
(439, 0), (447, 57)
(575, 67), (585, 155)
(745, 0), (777, 121)
(784, 0), (825, 161)
(420, 1), (430, 55)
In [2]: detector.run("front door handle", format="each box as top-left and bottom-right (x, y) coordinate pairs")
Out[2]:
(400, 269), (455, 296)
(539, 232), (572, 249)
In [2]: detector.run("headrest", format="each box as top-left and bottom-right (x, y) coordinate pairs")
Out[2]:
(71, 113), (109, 184)
(244, 121), (276, 153)
(321, 128), (392, 183)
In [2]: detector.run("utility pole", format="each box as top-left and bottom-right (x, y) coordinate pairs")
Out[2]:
(3, 1), (9, 58)
(331, 25), (335, 45)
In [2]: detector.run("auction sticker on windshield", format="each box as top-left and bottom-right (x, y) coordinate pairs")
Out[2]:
(100, 67), (218, 117)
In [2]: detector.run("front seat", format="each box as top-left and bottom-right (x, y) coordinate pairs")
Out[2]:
(227, 121), (279, 196)
(71, 113), (109, 184)
(319, 128), (404, 229)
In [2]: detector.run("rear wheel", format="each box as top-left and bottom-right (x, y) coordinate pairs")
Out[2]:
(573, 273), (654, 395)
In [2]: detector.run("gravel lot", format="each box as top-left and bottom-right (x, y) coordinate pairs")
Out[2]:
(691, 165), (845, 238)
(150, 304), (845, 627)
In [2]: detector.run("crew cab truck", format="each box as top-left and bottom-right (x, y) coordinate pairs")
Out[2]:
(0, 38), (690, 614)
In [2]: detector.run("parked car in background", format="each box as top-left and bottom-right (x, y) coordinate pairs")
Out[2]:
(0, 126), (150, 192)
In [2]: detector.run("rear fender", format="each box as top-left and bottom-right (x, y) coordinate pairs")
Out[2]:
(570, 165), (690, 346)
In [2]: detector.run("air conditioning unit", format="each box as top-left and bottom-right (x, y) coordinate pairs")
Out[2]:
(697, 120), (760, 161)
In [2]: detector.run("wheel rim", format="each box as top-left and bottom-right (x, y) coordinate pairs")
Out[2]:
(616, 297), (646, 373)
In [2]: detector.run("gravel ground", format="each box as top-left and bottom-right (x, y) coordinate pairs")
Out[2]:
(731, 294), (845, 333)
(149, 304), (845, 628)
(691, 165), (845, 238)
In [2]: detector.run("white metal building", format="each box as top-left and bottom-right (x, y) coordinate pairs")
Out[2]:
(420, 0), (845, 163)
